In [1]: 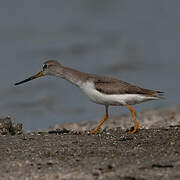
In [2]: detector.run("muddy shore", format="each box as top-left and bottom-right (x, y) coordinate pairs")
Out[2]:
(0, 106), (180, 180)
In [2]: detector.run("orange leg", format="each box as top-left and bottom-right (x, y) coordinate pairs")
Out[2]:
(125, 104), (140, 134)
(92, 105), (109, 134)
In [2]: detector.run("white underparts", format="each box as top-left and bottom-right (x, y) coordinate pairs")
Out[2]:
(80, 82), (159, 106)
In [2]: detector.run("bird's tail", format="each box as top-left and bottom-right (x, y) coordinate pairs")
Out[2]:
(153, 91), (166, 100)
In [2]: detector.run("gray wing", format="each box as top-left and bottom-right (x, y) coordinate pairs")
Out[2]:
(88, 75), (163, 97)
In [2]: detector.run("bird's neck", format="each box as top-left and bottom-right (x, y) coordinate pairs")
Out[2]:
(55, 66), (87, 87)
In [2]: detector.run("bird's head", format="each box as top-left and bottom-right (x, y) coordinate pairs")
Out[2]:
(15, 60), (62, 86)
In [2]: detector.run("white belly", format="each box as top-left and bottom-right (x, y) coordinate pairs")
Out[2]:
(80, 82), (157, 106)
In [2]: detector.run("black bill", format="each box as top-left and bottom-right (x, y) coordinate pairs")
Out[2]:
(15, 71), (44, 86)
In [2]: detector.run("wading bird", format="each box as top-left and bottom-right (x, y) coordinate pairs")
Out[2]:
(15, 60), (164, 134)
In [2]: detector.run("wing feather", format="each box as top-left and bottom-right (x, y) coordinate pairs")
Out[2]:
(87, 75), (164, 98)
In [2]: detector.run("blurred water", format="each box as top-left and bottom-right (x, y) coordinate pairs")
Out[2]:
(0, 0), (179, 130)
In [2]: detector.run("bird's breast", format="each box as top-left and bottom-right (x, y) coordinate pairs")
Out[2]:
(80, 82), (157, 106)
(80, 82), (124, 105)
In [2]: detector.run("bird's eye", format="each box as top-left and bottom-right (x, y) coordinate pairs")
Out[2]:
(43, 64), (48, 69)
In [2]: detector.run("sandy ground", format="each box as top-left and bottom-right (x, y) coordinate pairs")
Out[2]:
(0, 106), (180, 180)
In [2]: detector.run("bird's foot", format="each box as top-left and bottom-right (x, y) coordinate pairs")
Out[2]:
(129, 123), (140, 134)
(92, 128), (100, 134)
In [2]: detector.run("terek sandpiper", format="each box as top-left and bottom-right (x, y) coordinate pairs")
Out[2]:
(15, 60), (164, 134)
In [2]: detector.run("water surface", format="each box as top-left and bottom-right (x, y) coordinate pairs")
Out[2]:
(0, 1), (179, 130)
